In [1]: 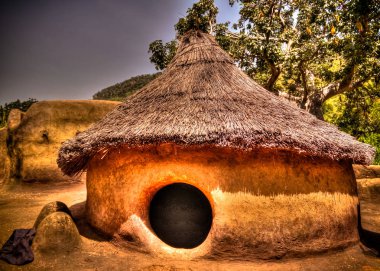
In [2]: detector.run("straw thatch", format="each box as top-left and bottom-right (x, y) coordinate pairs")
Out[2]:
(58, 30), (375, 176)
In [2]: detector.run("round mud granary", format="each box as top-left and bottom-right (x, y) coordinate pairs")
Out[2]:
(58, 31), (375, 260)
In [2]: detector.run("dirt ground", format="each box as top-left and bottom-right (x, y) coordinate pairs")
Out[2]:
(0, 181), (379, 271)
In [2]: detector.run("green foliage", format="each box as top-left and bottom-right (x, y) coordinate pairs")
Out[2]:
(228, 0), (379, 118)
(148, 40), (177, 71)
(148, 0), (220, 71)
(362, 133), (380, 164)
(0, 98), (38, 128)
(324, 82), (380, 164)
(228, 0), (294, 87)
(175, 0), (218, 35)
(149, 0), (379, 117)
(93, 73), (161, 101)
(145, 0), (380, 163)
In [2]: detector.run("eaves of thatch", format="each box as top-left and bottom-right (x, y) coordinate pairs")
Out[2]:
(58, 30), (375, 176)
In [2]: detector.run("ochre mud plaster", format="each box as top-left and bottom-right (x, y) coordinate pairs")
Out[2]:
(209, 190), (357, 259)
(86, 145), (358, 259)
(9, 100), (119, 182)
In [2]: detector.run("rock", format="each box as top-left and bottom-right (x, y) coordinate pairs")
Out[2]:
(34, 201), (72, 229)
(7, 109), (24, 131)
(357, 177), (380, 198)
(357, 178), (380, 202)
(353, 165), (380, 179)
(32, 212), (81, 253)
(357, 178), (380, 233)
(367, 165), (380, 178)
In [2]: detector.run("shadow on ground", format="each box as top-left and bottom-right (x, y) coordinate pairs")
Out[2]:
(69, 201), (110, 242)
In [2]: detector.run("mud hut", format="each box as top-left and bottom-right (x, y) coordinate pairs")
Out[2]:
(5, 100), (119, 183)
(58, 31), (375, 260)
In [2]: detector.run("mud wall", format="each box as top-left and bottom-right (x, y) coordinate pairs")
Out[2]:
(353, 164), (380, 179)
(86, 145), (358, 259)
(3, 100), (119, 183)
(0, 128), (11, 185)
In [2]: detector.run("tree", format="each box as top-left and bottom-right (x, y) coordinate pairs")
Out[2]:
(93, 73), (161, 101)
(228, 0), (380, 119)
(149, 0), (379, 121)
(175, 0), (218, 35)
(148, 41), (177, 71)
(148, 0), (219, 71)
(147, 0), (379, 161)
(324, 81), (380, 163)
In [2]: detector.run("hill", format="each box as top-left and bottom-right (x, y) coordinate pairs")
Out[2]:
(93, 73), (161, 101)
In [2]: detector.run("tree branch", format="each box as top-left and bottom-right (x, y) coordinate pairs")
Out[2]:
(266, 61), (281, 92)
(322, 73), (371, 102)
(298, 62), (309, 109)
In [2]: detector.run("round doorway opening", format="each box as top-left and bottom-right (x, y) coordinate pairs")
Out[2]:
(149, 183), (213, 249)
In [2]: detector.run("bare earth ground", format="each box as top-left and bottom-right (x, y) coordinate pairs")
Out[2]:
(0, 181), (379, 271)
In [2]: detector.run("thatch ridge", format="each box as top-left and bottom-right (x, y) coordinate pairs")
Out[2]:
(58, 30), (375, 176)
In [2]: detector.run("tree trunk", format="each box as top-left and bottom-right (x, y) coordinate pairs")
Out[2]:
(306, 92), (324, 120)
(265, 63), (281, 94)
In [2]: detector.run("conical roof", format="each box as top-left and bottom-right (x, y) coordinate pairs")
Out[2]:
(58, 30), (375, 176)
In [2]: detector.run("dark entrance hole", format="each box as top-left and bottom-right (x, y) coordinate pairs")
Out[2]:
(149, 183), (212, 249)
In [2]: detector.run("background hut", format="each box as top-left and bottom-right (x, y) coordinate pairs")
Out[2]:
(2, 100), (119, 183)
(58, 30), (375, 260)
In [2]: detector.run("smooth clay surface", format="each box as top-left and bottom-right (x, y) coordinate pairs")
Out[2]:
(86, 145), (358, 259)
(7, 100), (119, 182)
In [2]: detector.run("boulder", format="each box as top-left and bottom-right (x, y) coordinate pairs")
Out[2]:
(357, 178), (380, 202)
(32, 212), (81, 253)
(367, 165), (380, 178)
(34, 201), (72, 229)
(7, 109), (24, 131)
(357, 178), (380, 234)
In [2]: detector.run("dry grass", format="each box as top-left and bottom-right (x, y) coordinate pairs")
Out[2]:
(58, 30), (375, 176)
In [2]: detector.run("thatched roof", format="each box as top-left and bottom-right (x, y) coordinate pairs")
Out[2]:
(58, 30), (375, 176)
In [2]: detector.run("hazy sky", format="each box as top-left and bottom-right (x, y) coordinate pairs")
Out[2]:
(0, 0), (239, 104)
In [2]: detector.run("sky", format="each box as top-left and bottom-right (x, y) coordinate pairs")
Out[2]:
(0, 0), (239, 104)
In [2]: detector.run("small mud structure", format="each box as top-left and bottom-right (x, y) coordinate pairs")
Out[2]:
(57, 30), (375, 260)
